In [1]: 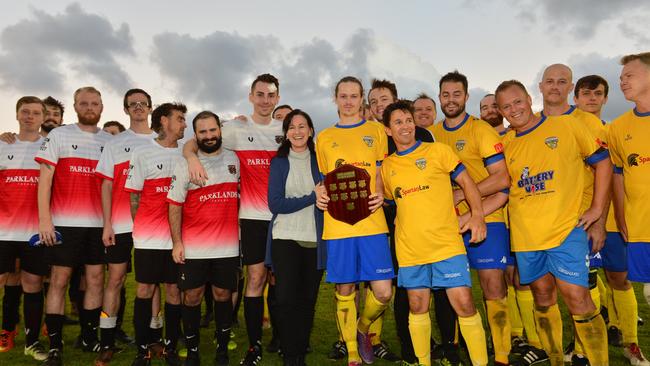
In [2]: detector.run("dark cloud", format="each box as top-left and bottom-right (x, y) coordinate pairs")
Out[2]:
(0, 3), (134, 95)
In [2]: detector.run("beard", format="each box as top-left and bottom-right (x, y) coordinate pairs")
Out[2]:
(484, 114), (504, 128)
(198, 136), (222, 154)
(41, 120), (59, 133)
(78, 112), (101, 126)
(441, 103), (466, 119)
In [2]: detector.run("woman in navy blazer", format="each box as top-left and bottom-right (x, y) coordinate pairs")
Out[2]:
(265, 109), (325, 366)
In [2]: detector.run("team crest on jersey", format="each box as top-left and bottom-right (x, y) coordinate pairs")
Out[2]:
(544, 136), (559, 149)
(455, 140), (466, 151)
(228, 165), (237, 174)
(156, 164), (163, 170)
(7, 155), (13, 160)
(335, 159), (345, 168)
(72, 144), (78, 150)
(275, 135), (284, 144)
(362, 136), (374, 147)
(415, 158), (427, 170)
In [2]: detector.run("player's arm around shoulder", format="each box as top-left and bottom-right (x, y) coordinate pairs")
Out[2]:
(451, 158), (486, 243)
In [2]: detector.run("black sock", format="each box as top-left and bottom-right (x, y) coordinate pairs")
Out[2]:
(164, 303), (182, 350)
(182, 304), (201, 353)
(433, 290), (459, 360)
(81, 307), (101, 345)
(267, 284), (279, 341)
(214, 299), (233, 350)
(134, 297), (153, 353)
(116, 287), (127, 329)
(232, 278), (244, 323)
(45, 313), (64, 350)
(244, 296), (263, 347)
(2, 284), (22, 331)
(23, 291), (44, 346)
(99, 309), (118, 349)
(203, 283), (213, 317)
(75, 290), (85, 318)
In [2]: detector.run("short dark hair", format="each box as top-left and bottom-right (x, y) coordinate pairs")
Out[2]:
(574, 75), (609, 98)
(439, 71), (468, 94)
(334, 76), (364, 98)
(276, 109), (315, 158)
(414, 92), (436, 107)
(151, 103), (187, 133)
(192, 110), (220, 131)
(103, 121), (125, 132)
(369, 79), (398, 100)
(382, 99), (415, 127)
(16, 96), (45, 113)
(495, 80), (529, 99)
(123, 88), (152, 109)
(251, 73), (279, 93)
(43, 96), (64, 117)
(273, 104), (292, 115)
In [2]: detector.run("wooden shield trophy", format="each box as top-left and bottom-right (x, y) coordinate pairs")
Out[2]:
(324, 164), (372, 225)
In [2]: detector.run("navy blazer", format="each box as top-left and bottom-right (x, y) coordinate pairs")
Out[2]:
(264, 151), (326, 270)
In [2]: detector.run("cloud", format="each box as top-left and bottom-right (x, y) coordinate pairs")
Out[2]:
(151, 29), (444, 131)
(0, 3), (134, 95)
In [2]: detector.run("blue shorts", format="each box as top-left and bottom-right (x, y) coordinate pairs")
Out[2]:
(398, 254), (472, 290)
(515, 228), (590, 288)
(463, 222), (509, 270)
(506, 252), (516, 266)
(588, 240), (603, 268)
(326, 234), (394, 284)
(601, 232), (627, 272)
(627, 242), (650, 283)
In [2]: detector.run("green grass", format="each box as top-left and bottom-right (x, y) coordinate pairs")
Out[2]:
(1, 270), (649, 365)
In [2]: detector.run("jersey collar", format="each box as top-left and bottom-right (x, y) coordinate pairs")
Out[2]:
(540, 105), (575, 118)
(442, 113), (470, 132)
(633, 107), (650, 117)
(335, 119), (366, 129)
(396, 140), (422, 156)
(515, 115), (547, 137)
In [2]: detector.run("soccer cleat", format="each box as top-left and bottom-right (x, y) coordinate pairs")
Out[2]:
(24, 341), (49, 361)
(608, 326), (623, 347)
(239, 345), (262, 365)
(357, 330), (375, 364)
(571, 353), (590, 366)
(81, 338), (102, 353)
(373, 340), (401, 362)
(510, 336), (529, 354)
(43, 349), (63, 366)
(163, 347), (182, 366)
(328, 340), (347, 360)
(115, 328), (135, 345)
(563, 340), (574, 362)
(624, 343), (650, 366)
(0, 329), (16, 352)
(184, 351), (201, 366)
(130, 351), (152, 366)
(517, 345), (549, 366)
(95, 347), (122, 366)
(148, 342), (165, 359)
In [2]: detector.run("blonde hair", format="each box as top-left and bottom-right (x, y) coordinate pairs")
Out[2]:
(73, 86), (102, 103)
(620, 52), (650, 67)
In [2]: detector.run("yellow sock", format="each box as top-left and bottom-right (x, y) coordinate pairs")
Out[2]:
(573, 310), (608, 366)
(534, 304), (563, 366)
(358, 289), (388, 334)
(336, 291), (360, 362)
(596, 274), (607, 307)
(590, 278), (601, 310)
(516, 289), (541, 348)
(486, 298), (511, 364)
(458, 312), (488, 366)
(409, 312), (432, 366)
(367, 305), (384, 346)
(606, 285), (619, 328)
(613, 287), (639, 345)
(507, 286), (524, 337)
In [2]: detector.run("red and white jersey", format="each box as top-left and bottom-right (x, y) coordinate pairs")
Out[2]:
(0, 137), (43, 241)
(96, 130), (157, 234)
(167, 150), (240, 259)
(125, 139), (183, 250)
(222, 117), (282, 221)
(35, 124), (112, 228)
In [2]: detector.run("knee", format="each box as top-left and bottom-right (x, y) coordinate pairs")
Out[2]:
(606, 272), (631, 291)
(165, 284), (181, 304)
(213, 288), (231, 302)
(336, 284), (356, 297)
(408, 298), (428, 314)
(183, 290), (202, 306)
(107, 273), (126, 290)
(373, 289), (392, 304)
(247, 271), (266, 292)
(136, 284), (155, 299)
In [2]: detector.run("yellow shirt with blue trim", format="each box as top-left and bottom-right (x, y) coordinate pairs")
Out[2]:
(607, 108), (650, 242)
(316, 119), (388, 240)
(502, 114), (608, 252)
(602, 123), (620, 233)
(382, 141), (466, 266)
(431, 114), (505, 223)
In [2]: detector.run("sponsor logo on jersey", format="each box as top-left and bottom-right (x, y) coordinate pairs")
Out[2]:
(544, 136), (558, 149)
(455, 139), (466, 151)
(199, 190), (238, 202)
(157, 164), (163, 170)
(245, 158), (270, 166)
(125, 147), (131, 153)
(228, 165), (237, 174)
(595, 138), (607, 148)
(517, 167), (554, 193)
(155, 185), (170, 193)
(362, 136), (374, 147)
(494, 142), (504, 153)
(415, 158), (427, 170)
(247, 136), (254, 142)
(627, 153), (650, 167)
(5, 175), (39, 184)
(393, 184), (430, 199)
(69, 165), (95, 174)
(72, 144), (78, 150)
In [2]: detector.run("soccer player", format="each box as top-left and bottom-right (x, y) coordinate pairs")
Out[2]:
(42, 96), (65, 135)
(413, 93), (437, 130)
(102, 121), (126, 136)
(184, 74), (283, 366)
(480, 94), (508, 135)
(168, 111), (239, 366)
(36, 87), (113, 365)
(94, 89), (158, 365)
(608, 52), (650, 366)
(272, 105), (292, 122)
(431, 71), (512, 365)
(125, 102), (187, 366)
(381, 99), (488, 366)
(315, 76), (393, 366)
(496, 80), (610, 366)
(0, 97), (48, 360)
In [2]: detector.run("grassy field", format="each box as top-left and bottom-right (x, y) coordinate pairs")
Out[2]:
(1, 271), (649, 365)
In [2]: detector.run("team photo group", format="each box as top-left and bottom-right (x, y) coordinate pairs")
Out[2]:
(1, 51), (650, 366)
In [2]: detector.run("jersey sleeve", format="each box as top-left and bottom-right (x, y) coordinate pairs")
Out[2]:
(570, 118), (608, 165)
(315, 132), (327, 177)
(166, 158), (189, 205)
(439, 144), (463, 174)
(475, 120), (505, 166)
(34, 130), (60, 166)
(95, 143), (115, 180)
(376, 126), (388, 165)
(381, 161), (394, 201)
(607, 124), (624, 173)
(124, 151), (145, 192)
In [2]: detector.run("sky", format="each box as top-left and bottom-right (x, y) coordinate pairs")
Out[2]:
(0, 1), (648, 134)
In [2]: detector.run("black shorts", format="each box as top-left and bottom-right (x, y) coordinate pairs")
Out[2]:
(46, 227), (104, 268)
(134, 249), (178, 284)
(0, 241), (48, 276)
(177, 257), (240, 291)
(105, 233), (133, 264)
(240, 219), (269, 265)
